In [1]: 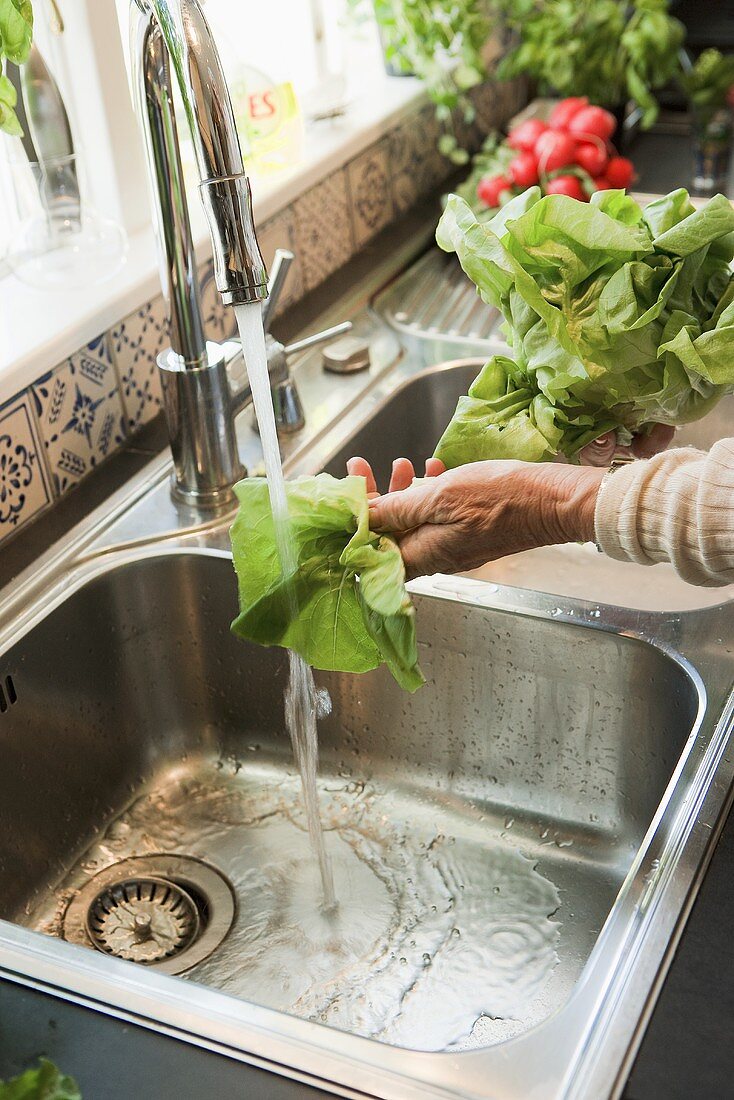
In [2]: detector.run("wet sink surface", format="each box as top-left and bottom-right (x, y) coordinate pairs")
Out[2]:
(0, 552), (698, 1054)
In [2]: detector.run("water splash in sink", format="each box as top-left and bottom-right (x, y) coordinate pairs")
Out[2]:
(37, 762), (561, 1052)
(235, 302), (335, 910)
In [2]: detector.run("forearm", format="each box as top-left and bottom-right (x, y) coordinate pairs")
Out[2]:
(594, 439), (734, 587)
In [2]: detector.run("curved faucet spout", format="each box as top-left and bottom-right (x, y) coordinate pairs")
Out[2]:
(130, 0), (269, 508)
(134, 0), (267, 309)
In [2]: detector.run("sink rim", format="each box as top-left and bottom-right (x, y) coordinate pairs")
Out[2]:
(0, 542), (727, 1100)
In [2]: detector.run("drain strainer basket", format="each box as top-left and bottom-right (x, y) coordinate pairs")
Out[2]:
(86, 876), (200, 964)
(63, 855), (235, 975)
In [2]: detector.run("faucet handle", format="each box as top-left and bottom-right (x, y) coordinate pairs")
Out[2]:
(283, 321), (352, 358)
(262, 248), (295, 330)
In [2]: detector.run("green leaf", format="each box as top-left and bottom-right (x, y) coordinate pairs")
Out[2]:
(495, 0), (682, 126)
(0, 69), (20, 133)
(0, 1059), (81, 1100)
(0, 0), (34, 65)
(230, 474), (424, 692)
(434, 188), (734, 464)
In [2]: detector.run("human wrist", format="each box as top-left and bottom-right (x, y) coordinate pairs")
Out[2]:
(528, 464), (606, 546)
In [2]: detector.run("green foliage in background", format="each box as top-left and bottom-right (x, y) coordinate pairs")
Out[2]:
(0, 0), (33, 134)
(681, 48), (734, 126)
(497, 0), (685, 128)
(348, 0), (497, 163)
(0, 1059), (80, 1100)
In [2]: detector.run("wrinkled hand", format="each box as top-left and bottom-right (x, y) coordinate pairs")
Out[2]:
(578, 423), (675, 465)
(349, 458), (606, 579)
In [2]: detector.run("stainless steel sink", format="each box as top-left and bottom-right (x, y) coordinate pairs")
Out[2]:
(322, 360), (477, 487)
(0, 544), (719, 1097)
(1, 232), (734, 1099)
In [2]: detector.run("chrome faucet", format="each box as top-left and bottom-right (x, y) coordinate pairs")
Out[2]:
(130, 0), (267, 509)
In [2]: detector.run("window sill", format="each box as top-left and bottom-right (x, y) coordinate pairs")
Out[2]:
(0, 69), (427, 406)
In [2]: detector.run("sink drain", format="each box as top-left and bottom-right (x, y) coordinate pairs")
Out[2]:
(63, 855), (235, 975)
(87, 877), (200, 964)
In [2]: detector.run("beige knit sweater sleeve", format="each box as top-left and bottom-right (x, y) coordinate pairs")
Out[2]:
(594, 438), (734, 587)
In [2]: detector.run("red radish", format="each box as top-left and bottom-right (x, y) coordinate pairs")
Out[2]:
(574, 140), (608, 177)
(477, 174), (512, 208)
(605, 156), (635, 189)
(568, 105), (616, 142)
(507, 118), (548, 152)
(548, 96), (588, 130)
(545, 175), (587, 200)
(535, 130), (577, 173)
(593, 177), (614, 191)
(508, 151), (539, 187)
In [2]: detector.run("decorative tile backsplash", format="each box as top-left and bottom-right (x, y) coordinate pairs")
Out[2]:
(0, 395), (53, 536)
(0, 78), (524, 549)
(32, 338), (127, 498)
(255, 206), (304, 318)
(111, 296), (166, 433)
(347, 141), (395, 248)
(294, 167), (356, 293)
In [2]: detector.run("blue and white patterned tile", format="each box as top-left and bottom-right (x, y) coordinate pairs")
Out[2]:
(200, 257), (238, 343)
(347, 138), (394, 248)
(32, 335), (127, 497)
(293, 168), (355, 293)
(0, 392), (53, 545)
(256, 207), (304, 320)
(110, 296), (166, 433)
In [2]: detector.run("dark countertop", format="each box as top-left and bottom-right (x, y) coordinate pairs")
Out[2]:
(2, 135), (734, 1099)
(624, 796), (734, 1100)
(0, 981), (332, 1099)
(598, 126), (734, 1099)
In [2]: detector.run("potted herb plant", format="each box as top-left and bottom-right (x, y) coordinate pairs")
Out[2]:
(495, 0), (685, 147)
(349, 0), (498, 163)
(681, 49), (734, 195)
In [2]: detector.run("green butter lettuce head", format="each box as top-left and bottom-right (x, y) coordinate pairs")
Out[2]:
(435, 188), (734, 465)
(230, 473), (424, 692)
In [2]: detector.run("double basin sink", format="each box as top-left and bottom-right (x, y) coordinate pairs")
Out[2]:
(1, 243), (733, 1099)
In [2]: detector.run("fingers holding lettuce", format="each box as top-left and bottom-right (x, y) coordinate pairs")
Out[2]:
(360, 183), (734, 578)
(366, 461), (606, 580)
(346, 456), (446, 495)
(578, 423), (676, 465)
(345, 418), (673, 580)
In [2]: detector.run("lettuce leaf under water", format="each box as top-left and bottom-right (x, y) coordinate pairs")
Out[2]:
(230, 473), (424, 692)
(434, 187), (734, 465)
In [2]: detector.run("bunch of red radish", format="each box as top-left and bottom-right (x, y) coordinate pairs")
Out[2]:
(477, 97), (636, 210)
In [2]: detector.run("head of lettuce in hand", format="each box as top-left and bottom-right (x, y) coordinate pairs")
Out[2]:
(433, 187), (734, 467)
(230, 473), (424, 692)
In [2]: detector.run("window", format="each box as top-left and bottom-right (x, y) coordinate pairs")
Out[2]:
(111, 0), (382, 224)
(1, 0), (149, 264)
(1, 0), (390, 303)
